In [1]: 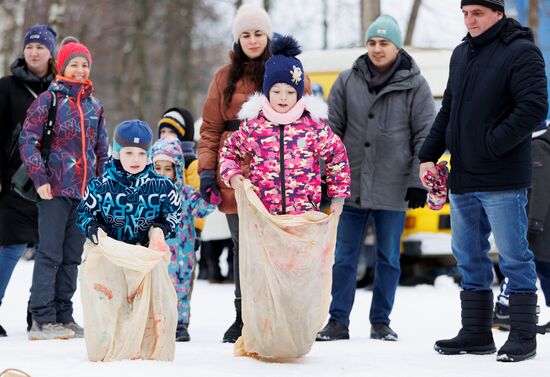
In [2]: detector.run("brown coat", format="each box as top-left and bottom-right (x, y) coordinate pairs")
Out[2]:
(199, 63), (311, 213)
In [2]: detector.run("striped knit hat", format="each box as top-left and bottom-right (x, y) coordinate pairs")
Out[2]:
(461, 0), (505, 12)
(158, 107), (194, 142)
(57, 36), (92, 75)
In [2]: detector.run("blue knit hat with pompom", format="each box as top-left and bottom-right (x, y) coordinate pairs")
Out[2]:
(263, 35), (304, 100)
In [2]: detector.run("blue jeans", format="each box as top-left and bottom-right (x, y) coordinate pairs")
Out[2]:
(0, 243), (27, 304)
(450, 190), (537, 293)
(329, 205), (405, 327)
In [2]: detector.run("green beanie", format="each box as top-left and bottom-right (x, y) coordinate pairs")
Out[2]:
(365, 15), (402, 49)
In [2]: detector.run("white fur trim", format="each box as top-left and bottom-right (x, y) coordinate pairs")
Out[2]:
(302, 95), (328, 121)
(238, 92), (264, 120)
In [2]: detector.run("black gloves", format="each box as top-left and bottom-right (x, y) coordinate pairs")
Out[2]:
(405, 187), (428, 209)
(87, 222), (107, 244)
(200, 170), (221, 204)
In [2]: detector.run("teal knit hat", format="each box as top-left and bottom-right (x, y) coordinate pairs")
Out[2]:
(365, 15), (402, 49)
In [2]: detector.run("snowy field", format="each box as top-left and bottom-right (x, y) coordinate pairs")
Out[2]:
(1, 260), (549, 377)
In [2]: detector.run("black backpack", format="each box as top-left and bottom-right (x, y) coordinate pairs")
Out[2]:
(11, 91), (57, 202)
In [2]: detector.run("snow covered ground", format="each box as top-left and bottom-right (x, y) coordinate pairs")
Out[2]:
(1, 260), (549, 377)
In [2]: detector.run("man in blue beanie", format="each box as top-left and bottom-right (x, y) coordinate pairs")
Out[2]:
(419, 0), (548, 362)
(317, 14), (434, 342)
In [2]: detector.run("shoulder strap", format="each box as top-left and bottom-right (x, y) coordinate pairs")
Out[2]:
(40, 91), (57, 161)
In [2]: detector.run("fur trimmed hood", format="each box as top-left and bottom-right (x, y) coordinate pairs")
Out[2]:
(238, 93), (328, 122)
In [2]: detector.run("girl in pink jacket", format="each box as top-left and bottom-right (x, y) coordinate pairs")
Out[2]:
(219, 35), (350, 216)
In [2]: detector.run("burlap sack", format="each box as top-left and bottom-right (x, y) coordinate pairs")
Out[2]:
(234, 181), (338, 360)
(79, 230), (177, 362)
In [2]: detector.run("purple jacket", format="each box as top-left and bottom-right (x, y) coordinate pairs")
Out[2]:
(19, 77), (108, 199)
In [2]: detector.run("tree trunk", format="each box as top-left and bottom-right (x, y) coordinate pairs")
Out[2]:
(360, 0), (380, 46)
(176, 0), (196, 111)
(528, 0), (539, 43)
(0, 0), (27, 75)
(48, 0), (66, 37)
(134, 0), (150, 119)
(263, 0), (269, 12)
(322, 0), (328, 49)
(404, 0), (421, 46)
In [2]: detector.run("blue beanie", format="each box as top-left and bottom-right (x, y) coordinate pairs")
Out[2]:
(263, 35), (304, 100)
(113, 119), (153, 159)
(24, 24), (57, 56)
(365, 15), (402, 49)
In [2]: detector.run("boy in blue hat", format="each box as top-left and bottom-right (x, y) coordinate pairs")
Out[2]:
(77, 119), (182, 249)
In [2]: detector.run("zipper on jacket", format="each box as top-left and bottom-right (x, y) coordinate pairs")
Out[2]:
(76, 87), (88, 197)
(279, 124), (286, 214)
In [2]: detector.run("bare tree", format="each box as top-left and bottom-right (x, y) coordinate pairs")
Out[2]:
(47, 0), (66, 36)
(404, 0), (421, 46)
(263, 0), (269, 12)
(529, 0), (539, 43)
(360, 0), (380, 45)
(0, 0), (27, 74)
(322, 0), (328, 49)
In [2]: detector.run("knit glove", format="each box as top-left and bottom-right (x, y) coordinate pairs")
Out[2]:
(200, 170), (221, 205)
(87, 222), (107, 245)
(404, 187), (428, 209)
(422, 161), (449, 211)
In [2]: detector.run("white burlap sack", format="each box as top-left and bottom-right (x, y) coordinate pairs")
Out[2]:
(234, 181), (338, 360)
(79, 230), (177, 362)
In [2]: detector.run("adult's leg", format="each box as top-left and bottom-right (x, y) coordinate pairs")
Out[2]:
(223, 214), (241, 343)
(328, 206), (370, 327)
(480, 190), (537, 294)
(55, 199), (85, 324)
(0, 244), (27, 303)
(30, 198), (70, 324)
(450, 193), (494, 291)
(369, 210), (405, 325)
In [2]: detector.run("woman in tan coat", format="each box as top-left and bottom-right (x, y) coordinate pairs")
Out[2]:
(198, 4), (273, 343)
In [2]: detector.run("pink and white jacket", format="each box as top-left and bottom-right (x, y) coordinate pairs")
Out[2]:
(219, 94), (350, 215)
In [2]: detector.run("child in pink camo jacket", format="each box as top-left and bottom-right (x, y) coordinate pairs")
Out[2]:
(219, 35), (350, 215)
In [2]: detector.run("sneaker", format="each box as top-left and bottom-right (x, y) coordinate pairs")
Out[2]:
(0, 324), (6, 337)
(222, 318), (243, 343)
(315, 320), (349, 341)
(370, 323), (398, 341)
(493, 302), (510, 331)
(176, 322), (190, 342)
(28, 321), (74, 340)
(63, 322), (84, 338)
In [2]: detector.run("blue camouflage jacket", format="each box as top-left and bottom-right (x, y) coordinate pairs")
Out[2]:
(77, 158), (182, 245)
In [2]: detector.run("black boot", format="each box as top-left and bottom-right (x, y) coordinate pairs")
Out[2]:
(222, 298), (243, 343)
(497, 293), (542, 362)
(0, 324), (6, 337)
(434, 290), (496, 355)
(176, 321), (190, 342)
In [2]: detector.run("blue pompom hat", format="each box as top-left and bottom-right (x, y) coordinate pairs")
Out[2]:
(112, 119), (154, 159)
(263, 35), (304, 100)
(24, 24), (57, 56)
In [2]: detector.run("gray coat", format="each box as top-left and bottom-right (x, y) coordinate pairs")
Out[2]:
(328, 51), (435, 211)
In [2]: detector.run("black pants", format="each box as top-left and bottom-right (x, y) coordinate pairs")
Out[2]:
(226, 214), (240, 299)
(29, 197), (85, 324)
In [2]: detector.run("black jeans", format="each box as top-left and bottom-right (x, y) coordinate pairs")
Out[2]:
(29, 197), (85, 324)
(226, 214), (240, 299)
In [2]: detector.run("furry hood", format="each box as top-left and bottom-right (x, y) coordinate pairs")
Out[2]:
(238, 93), (328, 122)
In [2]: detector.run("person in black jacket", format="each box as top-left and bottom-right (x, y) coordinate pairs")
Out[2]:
(418, 0), (548, 363)
(0, 24), (57, 337)
(493, 124), (550, 333)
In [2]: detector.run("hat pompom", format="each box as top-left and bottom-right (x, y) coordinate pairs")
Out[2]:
(60, 36), (79, 47)
(270, 35), (301, 57)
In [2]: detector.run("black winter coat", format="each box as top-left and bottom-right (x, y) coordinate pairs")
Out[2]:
(0, 58), (53, 245)
(419, 18), (548, 193)
(528, 130), (550, 262)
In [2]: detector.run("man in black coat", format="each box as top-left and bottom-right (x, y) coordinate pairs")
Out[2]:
(418, 0), (548, 363)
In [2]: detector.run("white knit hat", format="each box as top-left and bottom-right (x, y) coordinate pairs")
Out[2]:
(232, 4), (273, 41)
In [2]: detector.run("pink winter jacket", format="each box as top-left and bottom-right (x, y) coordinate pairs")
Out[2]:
(219, 94), (350, 215)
